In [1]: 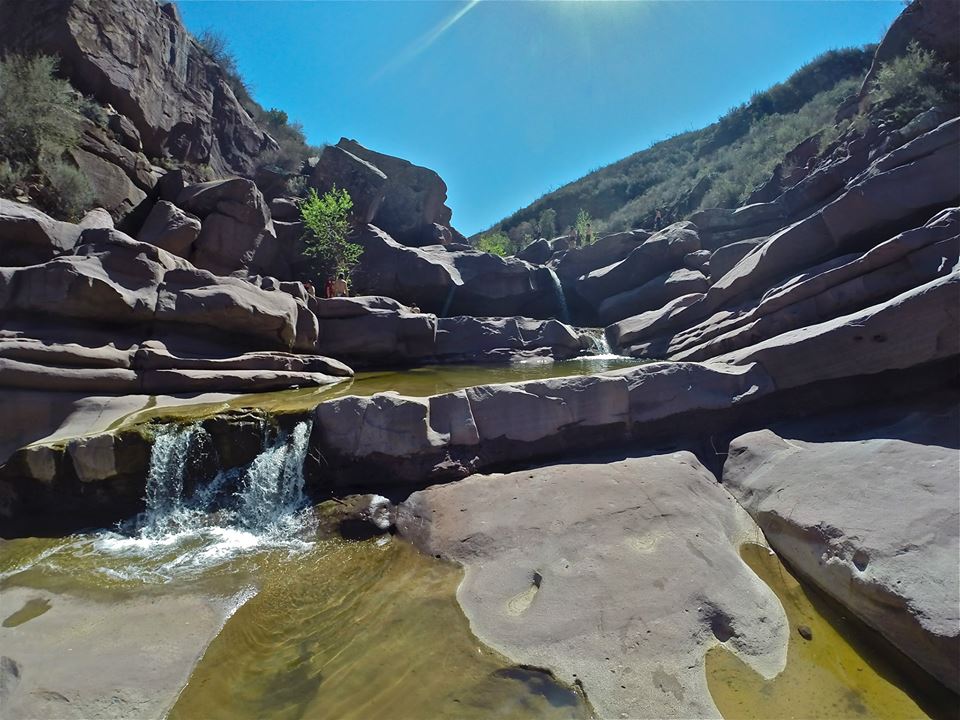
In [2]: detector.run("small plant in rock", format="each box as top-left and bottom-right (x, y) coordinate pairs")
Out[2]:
(575, 208), (593, 244)
(299, 186), (362, 285)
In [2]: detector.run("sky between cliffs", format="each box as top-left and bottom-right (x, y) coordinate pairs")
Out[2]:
(177, 0), (902, 236)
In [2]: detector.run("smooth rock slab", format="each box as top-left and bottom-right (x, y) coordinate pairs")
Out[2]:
(723, 404), (960, 693)
(398, 453), (788, 719)
(0, 586), (238, 720)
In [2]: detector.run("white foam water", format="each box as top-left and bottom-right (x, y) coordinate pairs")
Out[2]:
(87, 420), (318, 582)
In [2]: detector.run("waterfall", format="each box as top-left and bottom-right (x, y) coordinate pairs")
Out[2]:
(140, 423), (207, 539)
(545, 268), (571, 324)
(440, 284), (457, 317)
(592, 332), (612, 355)
(235, 421), (312, 533)
(127, 420), (315, 547)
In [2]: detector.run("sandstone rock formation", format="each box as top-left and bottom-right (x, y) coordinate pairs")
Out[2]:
(723, 397), (960, 693)
(397, 453), (788, 719)
(351, 225), (564, 318)
(0, 0), (277, 178)
(311, 138), (464, 247)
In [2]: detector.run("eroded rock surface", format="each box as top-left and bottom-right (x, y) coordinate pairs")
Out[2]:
(398, 453), (788, 719)
(723, 398), (960, 693)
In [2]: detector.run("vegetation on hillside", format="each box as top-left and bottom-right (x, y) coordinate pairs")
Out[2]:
(0, 53), (94, 219)
(863, 40), (959, 123)
(488, 47), (876, 241)
(300, 187), (363, 284)
(196, 29), (321, 181)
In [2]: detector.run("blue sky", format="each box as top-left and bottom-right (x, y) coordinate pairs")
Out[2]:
(177, 0), (902, 235)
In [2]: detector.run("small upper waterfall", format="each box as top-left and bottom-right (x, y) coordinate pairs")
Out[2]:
(545, 268), (571, 324)
(591, 332), (612, 356)
(440, 284), (457, 317)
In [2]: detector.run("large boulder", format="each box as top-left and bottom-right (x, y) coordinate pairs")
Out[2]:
(553, 229), (650, 283)
(434, 316), (583, 362)
(598, 268), (709, 325)
(397, 453), (788, 719)
(352, 225), (561, 318)
(66, 147), (149, 223)
(515, 237), (552, 264)
(137, 200), (201, 258)
(176, 178), (281, 277)
(336, 138), (459, 246)
(0, 199), (82, 266)
(723, 400), (960, 692)
(156, 268), (303, 350)
(575, 222), (701, 309)
(309, 144), (387, 224)
(0, 0), (277, 177)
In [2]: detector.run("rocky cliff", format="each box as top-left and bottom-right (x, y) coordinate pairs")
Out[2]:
(0, 0), (277, 179)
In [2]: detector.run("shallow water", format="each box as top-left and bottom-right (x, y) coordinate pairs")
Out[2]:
(706, 543), (958, 720)
(0, 532), (588, 720)
(110, 356), (643, 427)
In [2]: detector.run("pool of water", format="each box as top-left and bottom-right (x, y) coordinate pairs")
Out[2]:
(706, 543), (957, 720)
(0, 530), (589, 720)
(110, 356), (644, 427)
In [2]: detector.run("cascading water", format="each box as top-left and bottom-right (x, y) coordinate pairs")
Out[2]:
(235, 421), (311, 534)
(94, 419), (317, 579)
(591, 331), (612, 356)
(440, 284), (457, 317)
(545, 267), (571, 324)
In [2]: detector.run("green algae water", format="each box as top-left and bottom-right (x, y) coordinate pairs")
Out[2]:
(706, 543), (958, 720)
(0, 533), (588, 720)
(109, 356), (643, 428)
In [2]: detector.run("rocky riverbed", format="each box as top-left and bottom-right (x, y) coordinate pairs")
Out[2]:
(1, 0), (959, 717)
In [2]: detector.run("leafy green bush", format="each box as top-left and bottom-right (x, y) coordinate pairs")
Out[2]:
(41, 157), (94, 220)
(575, 209), (594, 244)
(300, 187), (362, 283)
(0, 53), (94, 219)
(869, 41), (955, 123)
(0, 54), (83, 165)
(475, 231), (515, 256)
(0, 159), (25, 195)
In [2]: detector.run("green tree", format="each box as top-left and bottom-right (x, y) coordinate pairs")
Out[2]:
(476, 231), (514, 257)
(300, 187), (363, 284)
(537, 208), (557, 240)
(575, 208), (592, 244)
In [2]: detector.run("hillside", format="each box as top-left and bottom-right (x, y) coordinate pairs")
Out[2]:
(486, 47), (876, 243)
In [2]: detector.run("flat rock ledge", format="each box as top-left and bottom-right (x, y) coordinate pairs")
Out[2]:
(397, 453), (788, 719)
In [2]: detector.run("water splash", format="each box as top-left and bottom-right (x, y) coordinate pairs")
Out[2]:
(90, 420), (317, 580)
(545, 267), (571, 324)
(235, 421), (312, 534)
